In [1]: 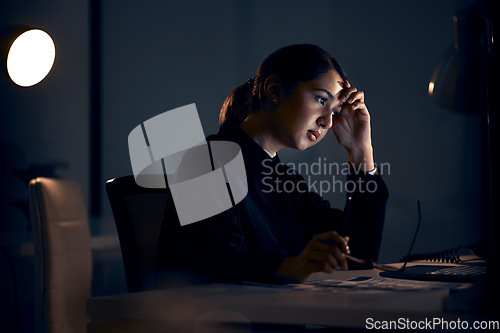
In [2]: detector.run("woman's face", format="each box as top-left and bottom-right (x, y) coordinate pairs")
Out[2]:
(271, 70), (344, 150)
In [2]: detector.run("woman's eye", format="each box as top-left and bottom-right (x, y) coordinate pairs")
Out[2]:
(332, 104), (343, 117)
(316, 96), (327, 105)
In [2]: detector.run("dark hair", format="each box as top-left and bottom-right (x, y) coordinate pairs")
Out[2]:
(219, 44), (347, 125)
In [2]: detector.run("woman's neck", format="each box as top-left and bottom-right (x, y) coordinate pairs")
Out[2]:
(239, 111), (284, 155)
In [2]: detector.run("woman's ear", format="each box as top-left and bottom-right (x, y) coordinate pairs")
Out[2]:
(263, 75), (281, 105)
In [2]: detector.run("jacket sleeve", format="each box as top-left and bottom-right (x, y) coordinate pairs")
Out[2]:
(293, 165), (389, 265)
(343, 168), (389, 264)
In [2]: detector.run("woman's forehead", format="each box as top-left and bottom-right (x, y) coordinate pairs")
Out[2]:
(305, 71), (344, 96)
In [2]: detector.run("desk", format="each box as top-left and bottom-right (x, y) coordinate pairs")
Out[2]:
(87, 267), (485, 332)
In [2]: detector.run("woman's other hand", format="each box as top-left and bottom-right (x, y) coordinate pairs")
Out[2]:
(274, 231), (349, 284)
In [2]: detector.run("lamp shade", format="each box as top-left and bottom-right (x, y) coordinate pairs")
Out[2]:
(428, 7), (490, 114)
(6, 29), (55, 87)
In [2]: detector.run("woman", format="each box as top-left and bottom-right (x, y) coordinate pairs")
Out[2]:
(155, 44), (388, 286)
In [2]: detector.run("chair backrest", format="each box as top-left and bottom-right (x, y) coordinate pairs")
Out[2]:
(106, 175), (169, 293)
(28, 177), (92, 333)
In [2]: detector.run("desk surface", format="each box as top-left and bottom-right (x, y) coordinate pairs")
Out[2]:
(87, 266), (485, 332)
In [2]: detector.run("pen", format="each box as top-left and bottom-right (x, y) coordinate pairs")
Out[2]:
(345, 254), (399, 272)
(345, 254), (366, 265)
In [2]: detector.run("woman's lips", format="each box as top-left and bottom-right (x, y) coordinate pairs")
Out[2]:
(308, 130), (320, 141)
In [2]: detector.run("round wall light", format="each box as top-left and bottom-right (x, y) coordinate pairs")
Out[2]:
(6, 29), (55, 87)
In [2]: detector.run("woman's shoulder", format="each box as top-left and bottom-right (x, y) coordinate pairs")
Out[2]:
(209, 121), (242, 141)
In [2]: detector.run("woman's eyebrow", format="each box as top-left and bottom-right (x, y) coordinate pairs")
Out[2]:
(313, 88), (334, 99)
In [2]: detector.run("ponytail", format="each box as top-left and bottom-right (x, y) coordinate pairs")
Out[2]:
(218, 77), (255, 125)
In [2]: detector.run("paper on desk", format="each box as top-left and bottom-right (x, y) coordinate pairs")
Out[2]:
(244, 276), (470, 294)
(293, 276), (471, 293)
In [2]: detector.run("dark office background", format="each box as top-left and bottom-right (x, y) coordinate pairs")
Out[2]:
(0, 0), (495, 332)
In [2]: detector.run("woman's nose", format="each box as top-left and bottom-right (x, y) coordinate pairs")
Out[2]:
(317, 112), (333, 129)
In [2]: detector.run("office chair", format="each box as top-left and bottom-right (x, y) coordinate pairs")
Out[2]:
(106, 175), (169, 293)
(28, 177), (92, 333)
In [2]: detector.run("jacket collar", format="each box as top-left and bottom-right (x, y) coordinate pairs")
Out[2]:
(213, 121), (281, 181)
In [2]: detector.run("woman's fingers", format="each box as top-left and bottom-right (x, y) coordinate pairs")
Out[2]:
(276, 231), (350, 282)
(308, 251), (339, 271)
(345, 90), (364, 104)
(333, 246), (348, 270)
(309, 239), (337, 253)
(342, 101), (368, 116)
(313, 231), (349, 253)
(345, 236), (350, 254)
(328, 231), (349, 253)
(306, 231), (350, 271)
(338, 80), (364, 107)
(339, 87), (357, 102)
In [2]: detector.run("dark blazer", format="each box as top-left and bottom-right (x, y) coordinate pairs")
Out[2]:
(155, 121), (388, 285)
